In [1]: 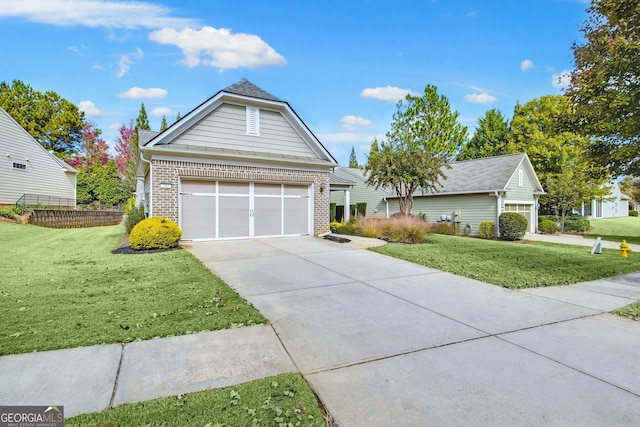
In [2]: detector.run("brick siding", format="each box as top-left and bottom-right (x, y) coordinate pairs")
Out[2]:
(151, 160), (330, 236)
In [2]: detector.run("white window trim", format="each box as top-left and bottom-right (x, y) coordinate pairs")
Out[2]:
(246, 106), (260, 136)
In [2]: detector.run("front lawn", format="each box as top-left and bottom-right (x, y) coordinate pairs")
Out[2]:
(66, 373), (328, 427)
(586, 216), (640, 245)
(372, 234), (640, 289)
(0, 222), (266, 356)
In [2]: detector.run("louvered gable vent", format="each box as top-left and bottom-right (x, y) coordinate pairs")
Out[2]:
(246, 106), (260, 136)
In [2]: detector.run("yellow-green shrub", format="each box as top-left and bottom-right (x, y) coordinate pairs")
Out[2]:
(478, 221), (496, 239)
(129, 217), (182, 250)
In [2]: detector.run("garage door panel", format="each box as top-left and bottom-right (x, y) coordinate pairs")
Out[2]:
(182, 181), (216, 194)
(255, 197), (282, 236)
(284, 197), (309, 235)
(255, 183), (281, 195)
(219, 196), (250, 238)
(219, 182), (249, 194)
(181, 195), (216, 240)
(284, 185), (308, 196)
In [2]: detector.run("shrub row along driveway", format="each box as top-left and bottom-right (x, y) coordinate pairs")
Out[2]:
(185, 237), (640, 427)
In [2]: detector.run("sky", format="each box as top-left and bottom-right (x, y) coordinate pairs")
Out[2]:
(0, 0), (590, 165)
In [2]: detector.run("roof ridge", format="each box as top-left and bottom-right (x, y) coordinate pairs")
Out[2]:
(222, 78), (283, 102)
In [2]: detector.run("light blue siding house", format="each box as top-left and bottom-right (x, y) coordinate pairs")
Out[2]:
(333, 153), (544, 237)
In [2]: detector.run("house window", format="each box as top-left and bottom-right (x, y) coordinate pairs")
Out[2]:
(518, 170), (524, 187)
(12, 161), (27, 171)
(246, 106), (260, 136)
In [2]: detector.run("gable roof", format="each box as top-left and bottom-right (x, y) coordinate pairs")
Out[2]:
(0, 107), (76, 174)
(333, 166), (392, 194)
(139, 79), (337, 168)
(424, 153), (543, 196)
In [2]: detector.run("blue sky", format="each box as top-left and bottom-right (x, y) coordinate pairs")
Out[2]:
(0, 0), (589, 165)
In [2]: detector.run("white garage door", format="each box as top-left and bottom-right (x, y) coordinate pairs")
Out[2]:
(503, 203), (534, 233)
(180, 180), (310, 240)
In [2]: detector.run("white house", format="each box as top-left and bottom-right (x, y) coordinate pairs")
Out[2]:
(0, 107), (76, 208)
(578, 182), (630, 218)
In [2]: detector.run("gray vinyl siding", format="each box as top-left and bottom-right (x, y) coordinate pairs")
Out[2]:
(0, 109), (76, 206)
(173, 103), (317, 158)
(390, 194), (498, 237)
(331, 169), (389, 217)
(504, 164), (536, 202)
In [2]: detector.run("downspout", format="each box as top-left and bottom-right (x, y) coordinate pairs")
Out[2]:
(494, 191), (503, 236)
(383, 197), (389, 219)
(138, 151), (152, 217)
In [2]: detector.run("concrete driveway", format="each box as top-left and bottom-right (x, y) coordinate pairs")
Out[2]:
(184, 236), (640, 426)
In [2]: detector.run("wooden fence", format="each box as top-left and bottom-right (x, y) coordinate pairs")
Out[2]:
(29, 210), (123, 228)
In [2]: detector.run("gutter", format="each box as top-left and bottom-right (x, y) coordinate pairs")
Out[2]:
(494, 191), (503, 236)
(383, 197), (389, 219)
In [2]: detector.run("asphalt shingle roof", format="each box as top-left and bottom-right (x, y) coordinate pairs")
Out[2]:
(221, 78), (283, 102)
(428, 153), (528, 195)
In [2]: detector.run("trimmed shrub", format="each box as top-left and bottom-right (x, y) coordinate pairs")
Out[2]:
(329, 221), (342, 233)
(478, 221), (496, 239)
(499, 212), (528, 241)
(539, 219), (558, 234)
(129, 217), (182, 250)
(336, 223), (357, 235)
(124, 204), (146, 234)
(564, 214), (590, 233)
(0, 208), (13, 219)
(350, 202), (367, 218)
(630, 210), (638, 217)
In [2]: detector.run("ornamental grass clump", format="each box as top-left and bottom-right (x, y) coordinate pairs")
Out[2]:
(129, 216), (182, 250)
(499, 212), (527, 241)
(355, 215), (386, 238)
(387, 215), (430, 243)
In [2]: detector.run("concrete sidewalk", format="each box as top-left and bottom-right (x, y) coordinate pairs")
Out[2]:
(524, 231), (640, 252)
(0, 325), (295, 417)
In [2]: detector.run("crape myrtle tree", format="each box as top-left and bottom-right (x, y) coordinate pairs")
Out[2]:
(366, 85), (468, 215)
(565, 0), (640, 176)
(0, 80), (85, 157)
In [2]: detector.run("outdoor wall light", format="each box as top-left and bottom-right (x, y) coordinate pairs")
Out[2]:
(319, 184), (326, 193)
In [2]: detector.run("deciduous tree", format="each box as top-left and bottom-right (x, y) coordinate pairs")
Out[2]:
(565, 0), (640, 175)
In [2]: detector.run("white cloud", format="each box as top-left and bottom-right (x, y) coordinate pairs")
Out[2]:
(521, 59), (534, 71)
(552, 70), (572, 88)
(115, 47), (143, 77)
(360, 86), (417, 102)
(0, 0), (199, 29)
(116, 55), (132, 78)
(118, 87), (167, 99)
(149, 26), (286, 70)
(78, 100), (101, 116)
(340, 115), (372, 131)
(464, 93), (498, 103)
(150, 106), (173, 116)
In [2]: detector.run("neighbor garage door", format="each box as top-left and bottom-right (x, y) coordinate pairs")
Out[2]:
(180, 180), (310, 240)
(503, 203), (533, 233)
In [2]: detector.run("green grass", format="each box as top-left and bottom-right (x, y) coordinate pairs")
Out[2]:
(0, 222), (266, 356)
(66, 373), (329, 427)
(371, 234), (640, 289)
(586, 216), (640, 245)
(614, 301), (640, 320)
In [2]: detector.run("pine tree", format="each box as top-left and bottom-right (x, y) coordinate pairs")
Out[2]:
(160, 114), (168, 132)
(349, 146), (359, 168)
